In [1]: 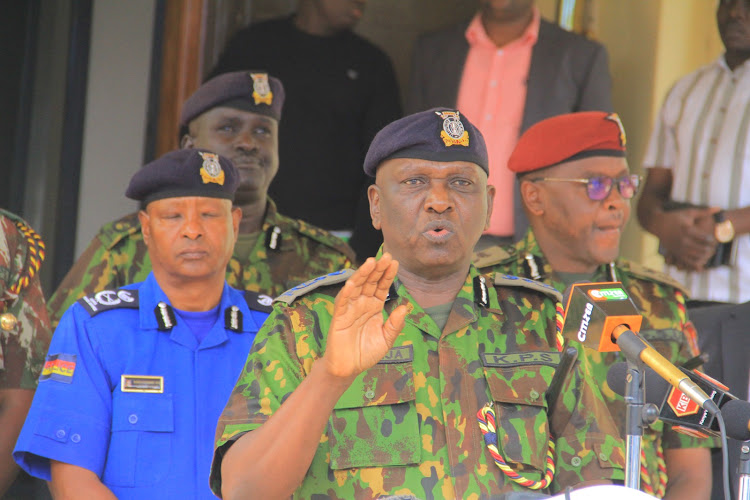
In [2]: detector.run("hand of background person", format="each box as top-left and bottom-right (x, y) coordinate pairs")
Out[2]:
(659, 207), (719, 271)
(320, 253), (407, 381)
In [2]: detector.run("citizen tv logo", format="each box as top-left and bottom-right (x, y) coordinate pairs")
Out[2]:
(587, 287), (628, 301)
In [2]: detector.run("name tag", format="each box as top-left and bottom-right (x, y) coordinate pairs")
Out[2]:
(378, 345), (414, 364)
(481, 351), (561, 368)
(121, 375), (164, 393)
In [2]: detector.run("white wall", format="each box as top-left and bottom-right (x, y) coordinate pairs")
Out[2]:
(75, 0), (156, 255)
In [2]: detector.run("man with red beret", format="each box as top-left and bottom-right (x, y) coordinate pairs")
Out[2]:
(475, 111), (716, 499)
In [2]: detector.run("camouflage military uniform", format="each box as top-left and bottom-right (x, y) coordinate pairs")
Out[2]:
(47, 199), (355, 327)
(475, 229), (717, 496)
(0, 210), (52, 389)
(211, 264), (625, 499)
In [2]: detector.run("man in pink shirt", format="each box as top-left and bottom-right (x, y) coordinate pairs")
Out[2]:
(406, 0), (613, 249)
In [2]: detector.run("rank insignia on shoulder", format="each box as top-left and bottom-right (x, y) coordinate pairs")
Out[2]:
(435, 110), (469, 147)
(121, 374), (164, 393)
(275, 269), (354, 305)
(78, 289), (139, 316)
(40, 353), (76, 384)
(250, 72), (273, 105)
(244, 291), (274, 313)
(199, 151), (225, 185)
(494, 273), (563, 302)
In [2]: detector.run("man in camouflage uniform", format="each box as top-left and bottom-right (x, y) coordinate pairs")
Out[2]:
(474, 111), (716, 499)
(210, 109), (625, 499)
(47, 71), (354, 327)
(0, 210), (51, 495)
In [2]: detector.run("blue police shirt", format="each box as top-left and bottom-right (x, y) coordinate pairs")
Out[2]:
(14, 272), (271, 499)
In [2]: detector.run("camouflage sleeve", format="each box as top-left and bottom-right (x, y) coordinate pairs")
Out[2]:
(47, 235), (117, 328)
(0, 216), (52, 389)
(210, 303), (313, 496)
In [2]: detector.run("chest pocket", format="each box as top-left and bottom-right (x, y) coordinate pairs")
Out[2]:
(483, 358), (556, 473)
(103, 392), (174, 487)
(328, 346), (418, 470)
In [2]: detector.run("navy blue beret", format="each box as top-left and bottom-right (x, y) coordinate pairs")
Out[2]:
(363, 108), (488, 177)
(180, 71), (285, 126)
(126, 149), (240, 205)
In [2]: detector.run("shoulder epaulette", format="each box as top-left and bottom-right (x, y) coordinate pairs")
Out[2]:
(472, 245), (516, 270)
(274, 269), (354, 305)
(77, 289), (139, 316)
(244, 290), (274, 313)
(97, 212), (141, 250)
(618, 260), (690, 296)
(493, 273), (563, 303)
(293, 219), (357, 262)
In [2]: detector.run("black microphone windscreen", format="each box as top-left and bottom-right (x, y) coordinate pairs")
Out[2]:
(605, 362), (670, 405)
(720, 398), (750, 441)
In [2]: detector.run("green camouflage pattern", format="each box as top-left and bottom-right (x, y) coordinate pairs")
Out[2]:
(47, 199), (355, 327)
(0, 211), (52, 389)
(211, 264), (625, 499)
(475, 229), (719, 492)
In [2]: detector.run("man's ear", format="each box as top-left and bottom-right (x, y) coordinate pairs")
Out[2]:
(180, 134), (194, 149)
(231, 206), (242, 243)
(138, 210), (151, 246)
(485, 184), (496, 231)
(368, 183), (382, 230)
(520, 178), (545, 216)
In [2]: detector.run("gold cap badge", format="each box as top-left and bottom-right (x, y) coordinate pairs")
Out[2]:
(435, 110), (469, 147)
(250, 72), (273, 106)
(199, 152), (225, 185)
(605, 113), (627, 147)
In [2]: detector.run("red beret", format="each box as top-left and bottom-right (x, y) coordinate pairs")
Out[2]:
(508, 111), (627, 174)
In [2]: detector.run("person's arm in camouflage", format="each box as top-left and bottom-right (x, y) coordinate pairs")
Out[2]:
(220, 255), (408, 500)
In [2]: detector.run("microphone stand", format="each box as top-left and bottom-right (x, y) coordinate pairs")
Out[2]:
(739, 440), (750, 500)
(622, 359), (659, 491)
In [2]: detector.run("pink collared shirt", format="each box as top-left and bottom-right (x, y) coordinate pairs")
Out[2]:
(457, 9), (540, 237)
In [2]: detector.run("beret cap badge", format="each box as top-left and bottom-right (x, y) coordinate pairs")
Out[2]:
(199, 152), (225, 185)
(605, 112), (627, 147)
(435, 110), (469, 147)
(250, 72), (273, 106)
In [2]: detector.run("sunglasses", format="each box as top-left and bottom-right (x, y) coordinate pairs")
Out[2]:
(531, 174), (642, 201)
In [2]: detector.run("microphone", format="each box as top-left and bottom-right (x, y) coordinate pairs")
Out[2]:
(607, 362), (750, 440)
(561, 282), (720, 415)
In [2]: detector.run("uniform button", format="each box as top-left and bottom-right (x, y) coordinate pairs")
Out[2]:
(529, 389), (540, 401)
(365, 390), (375, 399)
(55, 429), (66, 439)
(128, 414), (138, 424)
(599, 452), (608, 461)
(571, 456), (582, 467)
(71, 434), (81, 443)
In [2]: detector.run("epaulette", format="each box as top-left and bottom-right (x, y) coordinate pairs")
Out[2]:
(293, 218), (357, 262)
(493, 273), (563, 303)
(472, 244), (516, 270)
(77, 289), (139, 316)
(244, 290), (274, 313)
(274, 269), (355, 305)
(618, 259), (690, 296)
(0, 210), (46, 295)
(97, 212), (141, 251)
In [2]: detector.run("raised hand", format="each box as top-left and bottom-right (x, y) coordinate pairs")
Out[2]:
(320, 253), (408, 380)
(658, 207), (719, 271)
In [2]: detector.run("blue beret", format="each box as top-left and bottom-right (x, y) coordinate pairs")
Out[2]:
(180, 71), (285, 126)
(363, 108), (488, 177)
(126, 149), (240, 205)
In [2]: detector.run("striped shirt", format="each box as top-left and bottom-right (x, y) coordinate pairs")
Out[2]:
(643, 56), (750, 303)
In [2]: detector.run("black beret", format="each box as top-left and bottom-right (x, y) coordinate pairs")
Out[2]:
(126, 148), (240, 205)
(363, 108), (488, 177)
(180, 71), (285, 126)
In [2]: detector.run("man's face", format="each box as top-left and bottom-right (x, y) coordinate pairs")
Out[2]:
(717, 0), (750, 53)
(313, 0), (367, 32)
(369, 158), (494, 279)
(523, 157), (631, 272)
(479, 0), (534, 23)
(140, 197), (241, 285)
(183, 107), (279, 205)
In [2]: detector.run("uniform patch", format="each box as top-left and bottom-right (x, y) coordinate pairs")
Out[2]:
(435, 110), (469, 147)
(275, 269), (354, 305)
(40, 353), (76, 383)
(244, 291), (273, 313)
(78, 289), (139, 316)
(224, 305), (243, 332)
(378, 345), (413, 364)
(494, 273), (562, 302)
(121, 375), (164, 393)
(250, 72), (273, 105)
(199, 151), (225, 185)
(481, 351), (562, 368)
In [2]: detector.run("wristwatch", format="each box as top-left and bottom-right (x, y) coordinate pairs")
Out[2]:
(714, 211), (736, 243)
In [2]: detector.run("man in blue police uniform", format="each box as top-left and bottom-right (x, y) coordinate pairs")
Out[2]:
(13, 148), (272, 499)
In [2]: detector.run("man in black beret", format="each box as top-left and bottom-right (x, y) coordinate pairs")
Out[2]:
(48, 71), (355, 327)
(211, 109), (625, 499)
(15, 149), (273, 499)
